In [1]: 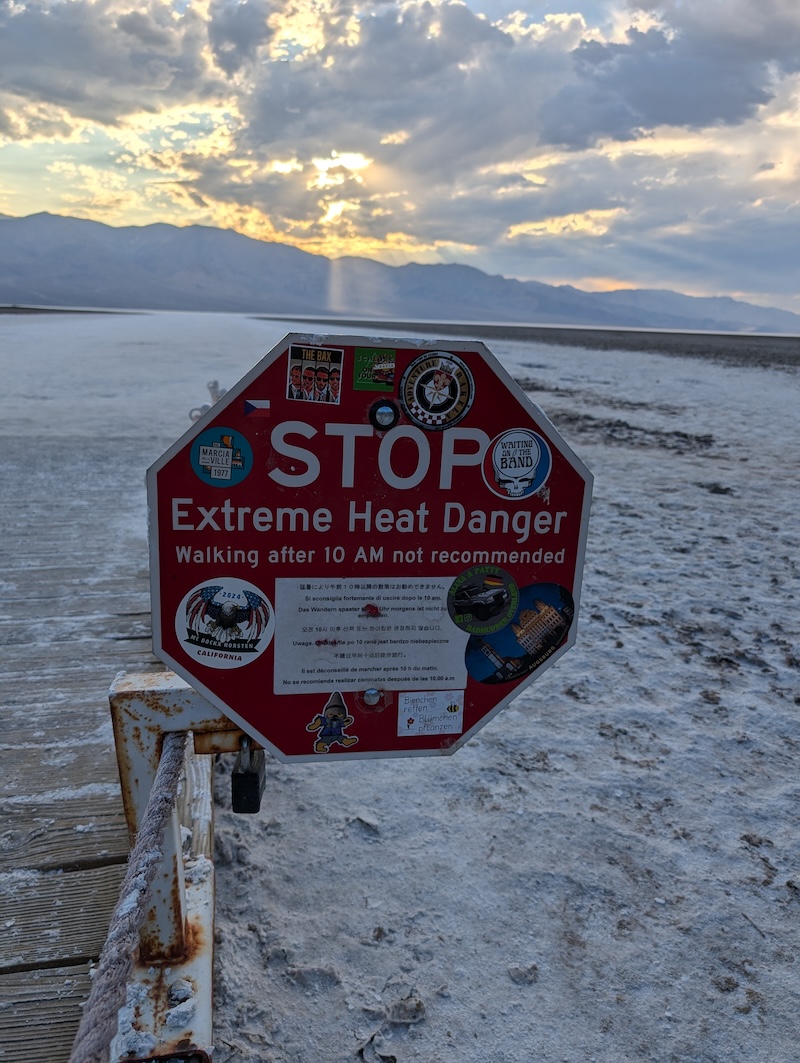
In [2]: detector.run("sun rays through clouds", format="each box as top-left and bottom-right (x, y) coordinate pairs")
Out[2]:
(1, 0), (799, 310)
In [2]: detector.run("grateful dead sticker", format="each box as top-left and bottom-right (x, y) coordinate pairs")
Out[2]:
(482, 428), (552, 500)
(190, 427), (253, 487)
(400, 352), (474, 430)
(176, 577), (274, 669)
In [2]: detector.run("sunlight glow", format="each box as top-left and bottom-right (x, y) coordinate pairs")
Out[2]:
(309, 152), (372, 190)
(0, 0), (797, 311)
(319, 199), (359, 224)
(572, 276), (640, 292)
(282, 227), (477, 266)
(0, 99), (89, 145)
(507, 209), (623, 239)
(270, 158), (304, 174)
(497, 11), (591, 46)
(380, 131), (410, 146)
(268, 0), (361, 59)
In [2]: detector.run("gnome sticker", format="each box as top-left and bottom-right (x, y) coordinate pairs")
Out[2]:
(306, 692), (359, 753)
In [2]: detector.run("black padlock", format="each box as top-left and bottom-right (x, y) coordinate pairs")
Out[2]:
(231, 737), (266, 814)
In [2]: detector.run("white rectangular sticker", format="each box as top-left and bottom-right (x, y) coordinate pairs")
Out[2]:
(273, 578), (467, 695)
(198, 445), (232, 479)
(398, 690), (464, 737)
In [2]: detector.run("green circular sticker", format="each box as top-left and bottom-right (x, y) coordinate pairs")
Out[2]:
(447, 566), (519, 635)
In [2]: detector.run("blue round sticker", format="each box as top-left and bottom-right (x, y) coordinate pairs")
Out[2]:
(190, 427), (253, 487)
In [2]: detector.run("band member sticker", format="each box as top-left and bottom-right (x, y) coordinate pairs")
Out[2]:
(398, 690), (464, 737)
(176, 577), (274, 669)
(400, 352), (474, 430)
(190, 427), (253, 487)
(464, 583), (574, 685)
(287, 344), (344, 403)
(447, 566), (519, 636)
(482, 428), (552, 499)
(354, 347), (396, 391)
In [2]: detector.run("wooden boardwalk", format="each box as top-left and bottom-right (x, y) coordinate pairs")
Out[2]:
(0, 430), (161, 1061)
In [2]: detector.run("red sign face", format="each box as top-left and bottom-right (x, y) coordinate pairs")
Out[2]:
(147, 335), (592, 760)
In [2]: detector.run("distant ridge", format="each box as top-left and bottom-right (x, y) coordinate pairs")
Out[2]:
(1, 212), (798, 334)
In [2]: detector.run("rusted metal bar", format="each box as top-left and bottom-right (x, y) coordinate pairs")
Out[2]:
(108, 670), (233, 1062)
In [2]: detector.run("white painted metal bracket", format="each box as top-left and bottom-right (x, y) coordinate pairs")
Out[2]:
(108, 670), (249, 1063)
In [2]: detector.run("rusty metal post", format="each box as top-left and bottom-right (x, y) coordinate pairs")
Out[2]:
(108, 670), (247, 1062)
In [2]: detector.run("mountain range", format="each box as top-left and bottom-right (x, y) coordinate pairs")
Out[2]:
(1, 212), (798, 334)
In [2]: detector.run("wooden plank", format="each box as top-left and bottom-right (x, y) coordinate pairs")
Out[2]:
(0, 964), (93, 1063)
(0, 398), (192, 1058)
(0, 742), (125, 801)
(1, 647), (161, 693)
(0, 794), (129, 873)
(0, 684), (153, 731)
(178, 749), (214, 861)
(0, 711), (116, 744)
(0, 581), (150, 605)
(1, 646), (154, 681)
(0, 864), (125, 973)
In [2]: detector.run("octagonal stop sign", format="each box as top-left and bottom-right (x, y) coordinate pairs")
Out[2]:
(147, 334), (592, 761)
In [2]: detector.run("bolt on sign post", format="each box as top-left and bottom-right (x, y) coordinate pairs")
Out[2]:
(147, 335), (592, 760)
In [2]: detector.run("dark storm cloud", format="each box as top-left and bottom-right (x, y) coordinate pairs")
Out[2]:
(2, 0), (797, 155)
(539, 1), (800, 148)
(174, 1), (550, 234)
(116, 10), (174, 48)
(239, 2), (518, 152)
(635, 0), (800, 69)
(205, 1), (579, 226)
(477, 145), (800, 306)
(541, 26), (774, 147)
(0, 0), (222, 122)
(1, 0), (798, 310)
(167, 0), (800, 282)
(5, 0), (794, 162)
(208, 0), (275, 76)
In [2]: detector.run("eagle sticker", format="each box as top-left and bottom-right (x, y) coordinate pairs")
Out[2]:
(176, 577), (275, 669)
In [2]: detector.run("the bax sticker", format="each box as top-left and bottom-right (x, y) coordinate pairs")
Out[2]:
(287, 344), (344, 404)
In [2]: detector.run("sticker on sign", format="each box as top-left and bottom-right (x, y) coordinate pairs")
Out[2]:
(273, 577), (467, 695)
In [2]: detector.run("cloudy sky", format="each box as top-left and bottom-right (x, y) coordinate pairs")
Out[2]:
(1, 0), (798, 311)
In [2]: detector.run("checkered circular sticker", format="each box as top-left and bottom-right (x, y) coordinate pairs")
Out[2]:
(399, 352), (474, 430)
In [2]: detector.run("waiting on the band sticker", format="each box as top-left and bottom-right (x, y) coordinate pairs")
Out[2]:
(287, 344), (344, 404)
